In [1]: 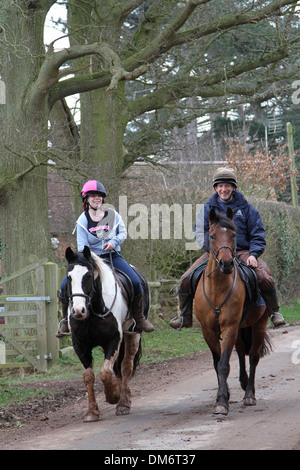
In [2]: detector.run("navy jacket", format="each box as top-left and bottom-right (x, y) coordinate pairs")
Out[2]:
(195, 191), (266, 258)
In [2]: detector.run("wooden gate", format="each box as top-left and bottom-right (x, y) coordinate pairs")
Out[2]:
(0, 260), (59, 372)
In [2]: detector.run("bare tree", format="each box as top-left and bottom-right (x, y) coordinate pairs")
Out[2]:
(0, 0), (299, 277)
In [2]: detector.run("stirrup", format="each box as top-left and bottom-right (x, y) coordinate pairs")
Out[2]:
(56, 319), (71, 337)
(170, 314), (184, 331)
(270, 312), (285, 328)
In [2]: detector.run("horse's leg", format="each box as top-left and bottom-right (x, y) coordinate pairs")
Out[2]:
(116, 331), (141, 416)
(235, 331), (249, 391)
(72, 338), (100, 423)
(201, 325), (221, 378)
(214, 324), (238, 415)
(201, 325), (232, 414)
(82, 366), (100, 422)
(243, 313), (268, 406)
(100, 349), (121, 405)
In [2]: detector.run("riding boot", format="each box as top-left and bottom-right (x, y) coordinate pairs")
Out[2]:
(261, 287), (286, 328)
(131, 292), (155, 333)
(56, 296), (71, 338)
(170, 290), (193, 330)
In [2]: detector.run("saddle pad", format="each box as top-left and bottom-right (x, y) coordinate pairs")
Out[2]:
(113, 265), (150, 319)
(115, 269), (135, 302)
(189, 259), (264, 307)
(236, 261), (260, 305)
(189, 260), (208, 295)
(129, 265), (150, 319)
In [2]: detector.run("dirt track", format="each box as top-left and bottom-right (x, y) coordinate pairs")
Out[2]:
(1, 324), (300, 451)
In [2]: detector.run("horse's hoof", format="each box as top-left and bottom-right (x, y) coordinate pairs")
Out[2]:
(83, 412), (100, 422)
(243, 397), (256, 406)
(116, 405), (130, 416)
(213, 404), (229, 415)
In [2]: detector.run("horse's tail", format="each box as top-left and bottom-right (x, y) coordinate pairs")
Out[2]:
(240, 327), (273, 357)
(260, 331), (273, 358)
(114, 335), (142, 378)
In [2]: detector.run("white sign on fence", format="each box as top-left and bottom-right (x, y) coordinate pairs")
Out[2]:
(0, 341), (6, 364)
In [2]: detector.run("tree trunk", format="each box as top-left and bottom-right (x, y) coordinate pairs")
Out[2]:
(80, 85), (129, 204)
(0, 3), (52, 283)
(68, 0), (129, 206)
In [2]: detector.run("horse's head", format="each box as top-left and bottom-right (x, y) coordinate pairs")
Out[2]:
(208, 207), (237, 274)
(65, 246), (99, 320)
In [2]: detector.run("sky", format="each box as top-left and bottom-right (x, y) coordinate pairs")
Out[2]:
(44, 2), (80, 120)
(44, 2), (69, 50)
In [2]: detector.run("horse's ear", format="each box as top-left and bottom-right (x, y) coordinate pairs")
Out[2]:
(209, 208), (217, 225)
(83, 245), (91, 260)
(66, 247), (74, 262)
(226, 207), (234, 220)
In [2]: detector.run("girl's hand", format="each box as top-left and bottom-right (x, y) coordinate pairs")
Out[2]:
(104, 242), (114, 251)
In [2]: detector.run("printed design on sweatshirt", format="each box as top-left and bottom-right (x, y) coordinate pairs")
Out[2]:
(89, 209), (116, 240)
(235, 209), (243, 217)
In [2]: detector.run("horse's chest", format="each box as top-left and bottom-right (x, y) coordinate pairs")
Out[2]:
(71, 315), (120, 349)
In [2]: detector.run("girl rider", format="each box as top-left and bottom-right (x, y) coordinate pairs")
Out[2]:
(56, 180), (154, 336)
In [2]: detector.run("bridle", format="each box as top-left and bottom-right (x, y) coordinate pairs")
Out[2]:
(68, 262), (118, 320)
(203, 226), (238, 323)
(206, 240), (236, 277)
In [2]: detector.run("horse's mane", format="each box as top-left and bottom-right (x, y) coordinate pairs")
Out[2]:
(68, 250), (102, 278)
(90, 251), (108, 281)
(211, 212), (237, 232)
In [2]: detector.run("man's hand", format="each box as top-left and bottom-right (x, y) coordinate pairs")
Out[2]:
(247, 255), (257, 268)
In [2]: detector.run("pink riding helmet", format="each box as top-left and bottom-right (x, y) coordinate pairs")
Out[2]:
(81, 180), (106, 199)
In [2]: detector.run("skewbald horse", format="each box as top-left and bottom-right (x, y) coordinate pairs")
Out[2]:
(194, 207), (271, 415)
(65, 246), (142, 422)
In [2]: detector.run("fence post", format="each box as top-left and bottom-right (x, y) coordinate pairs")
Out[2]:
(43, 263), (59, 367)
(35, 265), (48, 372)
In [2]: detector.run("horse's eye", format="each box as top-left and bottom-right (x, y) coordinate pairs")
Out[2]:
(209, 235), (215, 240)
(232, 233), (236, 238)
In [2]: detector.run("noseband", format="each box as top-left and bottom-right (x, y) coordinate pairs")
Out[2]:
(211, 243), (236, 266)
(206, 241), (236, 277)
(68, 268), (118, 319)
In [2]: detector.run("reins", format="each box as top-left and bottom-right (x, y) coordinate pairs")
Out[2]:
(202, 260), (238, 315)
(203, 234), (238, 339)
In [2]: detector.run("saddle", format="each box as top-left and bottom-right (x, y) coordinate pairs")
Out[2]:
(189, 258), (264, 308)
(111, 265), (151, 319)
(236, 260), (260, 306)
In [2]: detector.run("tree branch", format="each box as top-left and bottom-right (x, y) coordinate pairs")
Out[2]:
(128, 46), (292, 118)
(172, 0), (299, 46)
(45, 0), (299, 109)
(32, 41), (147, 108)
(119, 0), (146, 22)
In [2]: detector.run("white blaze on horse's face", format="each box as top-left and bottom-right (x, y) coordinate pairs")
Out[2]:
(69, 265), (89, 319)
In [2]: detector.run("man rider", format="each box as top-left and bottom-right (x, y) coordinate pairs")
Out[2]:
(170, 167), (286, 330)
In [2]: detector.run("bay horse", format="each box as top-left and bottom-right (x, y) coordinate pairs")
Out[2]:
(194, 207), (271, 415)
(64, 246), (144, 422)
